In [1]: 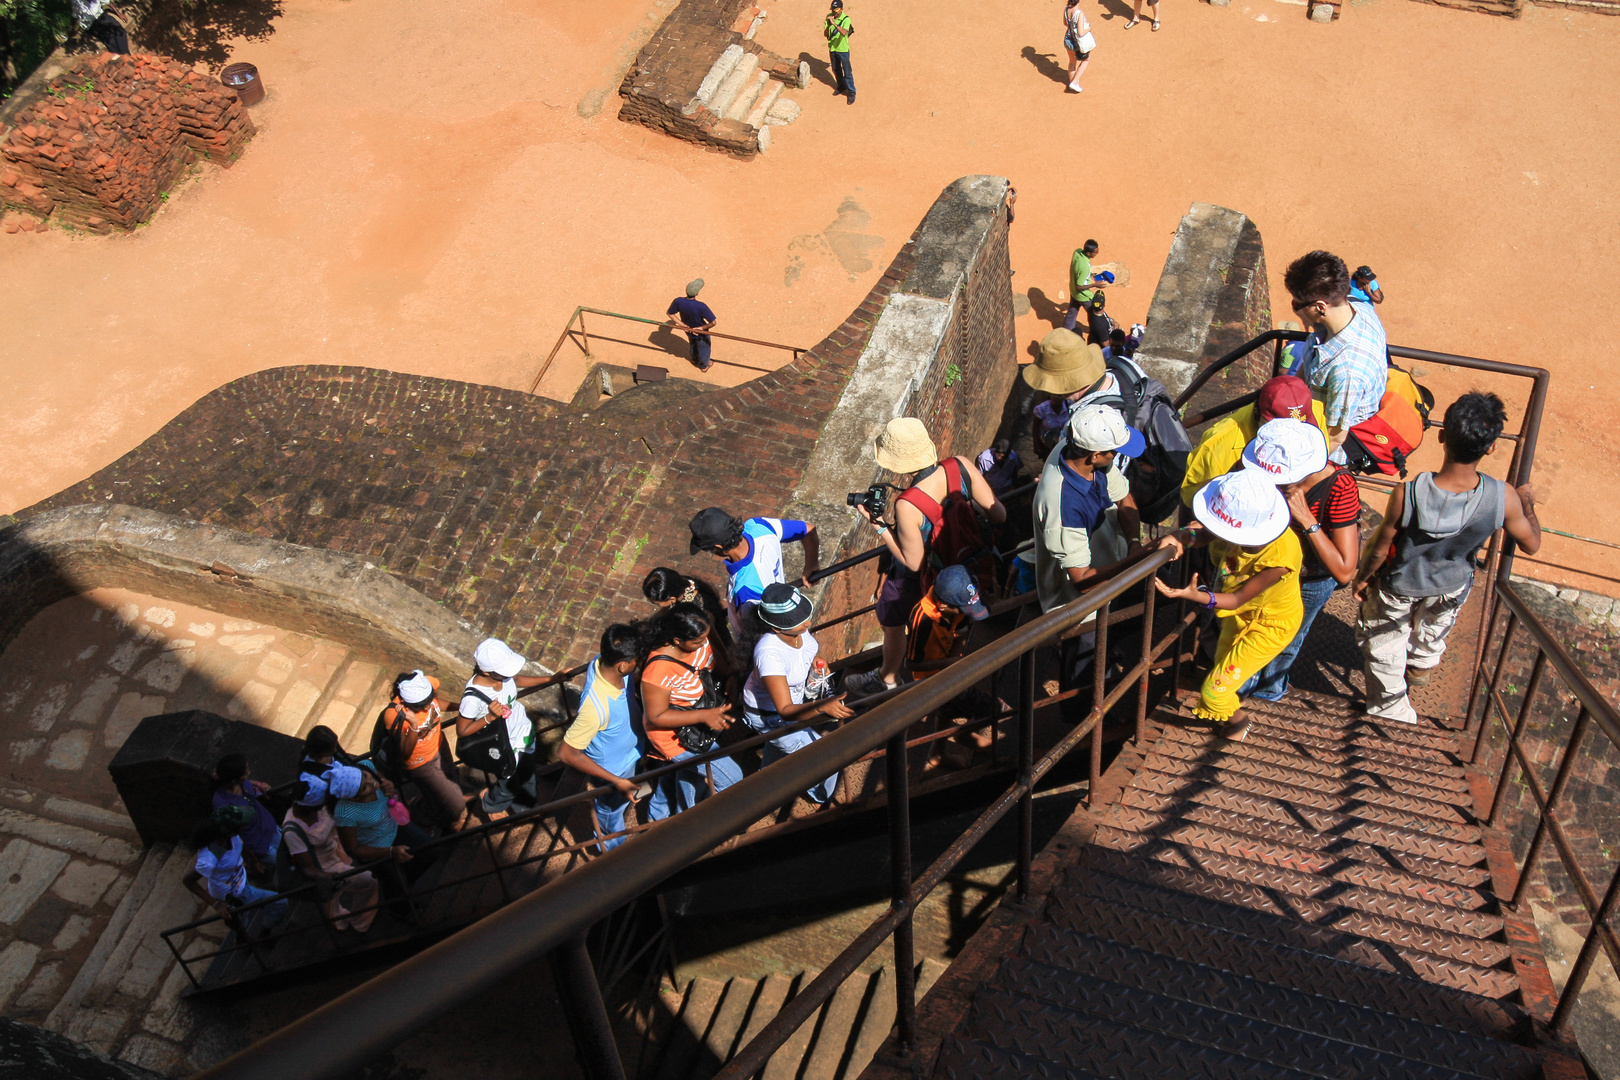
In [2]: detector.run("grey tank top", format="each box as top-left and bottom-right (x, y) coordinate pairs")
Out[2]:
(1384, 473), (1505, 598)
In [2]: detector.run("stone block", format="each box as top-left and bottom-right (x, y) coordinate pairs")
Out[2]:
(1309, 1), (1333, 20)
(52, 859), (123, 908)
(67, 675), (123, 726)
(64, 1000), (131, 1055)
(135, 649), (190, 693)
(224, 680), (278, 724)
(14, 958), (66, 1012)
(43, 797), (136, 836)
(28, 683), (70, 733)
(271, 679), (323, 735)
(53, 913), (96, 951)
(797, 60), (810, 89)
(15, 894), (74, 945)
(0, 940), (42, 1009)
(695, 43), (744, 104)
(765, 97), (800, 125)
(104, 693), (167, 748)
(140, 960), (198, 1042)
(0, 838), (73, 923)
(1576, 592), (1614, 617)
(119, 1033), (184, 1073)
(0, 808), (141, 865)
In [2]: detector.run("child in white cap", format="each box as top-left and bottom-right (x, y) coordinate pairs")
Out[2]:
(1156, 468), (1304, 740)
(458, 638), (548, 819)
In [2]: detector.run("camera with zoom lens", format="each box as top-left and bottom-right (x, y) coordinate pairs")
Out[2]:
(846, 484), (889, 522)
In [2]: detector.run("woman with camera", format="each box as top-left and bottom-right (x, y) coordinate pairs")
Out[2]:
(847, 418), (1006, 696)
(640, 603), (745, 821)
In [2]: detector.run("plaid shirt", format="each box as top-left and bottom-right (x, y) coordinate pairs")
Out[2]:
(1296, 301), (1388, 431)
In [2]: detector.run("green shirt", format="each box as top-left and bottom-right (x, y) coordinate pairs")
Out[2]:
(1070, 249), (1095, 302)
(825, 12), (853, 51)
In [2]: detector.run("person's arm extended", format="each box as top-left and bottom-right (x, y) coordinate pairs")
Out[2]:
(1114, 491), (1141, 552)
(557, 742), (640, 801)
(1287, 486), (1358, 584)
(795, 523), (820, 579)
(183, 867), (231, 920)
(1504, 482), (1542, 555)
(1156, 566), (1291, 610)
(337, 823), (411, 865)
(1353, 484), (1405, 600)
(762, 674), (854, 722)
(961, 457), (1008, 524)
(641, 676), (731, 734)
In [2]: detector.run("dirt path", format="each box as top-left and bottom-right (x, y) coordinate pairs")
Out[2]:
(1, 0), (1617, 582)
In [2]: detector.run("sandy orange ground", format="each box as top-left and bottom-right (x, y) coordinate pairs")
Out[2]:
(1, 0), (1618, 586)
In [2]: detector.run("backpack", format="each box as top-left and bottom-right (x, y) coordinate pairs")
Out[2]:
(455, 685), (517, 779)
(274, 819), (333, 901)
(368, 703), (408, 786)
(897, 457), (995, 591)
(1343, 361), (1434, 477)
(1087, 357), (1193, 525)
(644, 654), (723, 755)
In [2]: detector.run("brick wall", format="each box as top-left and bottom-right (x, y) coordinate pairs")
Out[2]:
(21, 176), (1016, 675)
(618, 0), (800, 157)
(0, 52), (252, 231)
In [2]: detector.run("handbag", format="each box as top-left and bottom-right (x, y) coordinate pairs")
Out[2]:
(648, 655), (724, 755)
(455, 686), (517, 778)
(1077, 30), (1097, 52)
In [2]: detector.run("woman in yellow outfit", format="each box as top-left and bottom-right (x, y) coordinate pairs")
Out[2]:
(1157, 468), (1304, 741)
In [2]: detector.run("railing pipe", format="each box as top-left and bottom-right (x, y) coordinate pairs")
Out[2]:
(1510, 705), (1591, 908)
(886, 731), (917, 1054)
(1089, 601), (1110, 805)
(1553, 865), (1620, 1036)
(551, 933), (627, 1080)
(1016, 649), (1035, 901)
(1487, 651), (1548, 827)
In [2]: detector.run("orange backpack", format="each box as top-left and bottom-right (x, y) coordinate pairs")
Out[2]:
(1344, 363), (1434, 477)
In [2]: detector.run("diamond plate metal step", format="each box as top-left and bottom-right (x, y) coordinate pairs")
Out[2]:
(1022, 915), (1525, 1038)
(1080, 848), (1511, 967)
(1158, 724), (1470, 794)
(1100, 809), (1496, 905)
(1133, 761), (1480, 837)
(1121, 786), (1483, 880)
(1195, 720), (1464, 774)
(1055, 870), (1516, 995)
(932, 1034), (1103, 1080)
(1241, 706), (1463, 754)
(1140, 746), (1474, 819)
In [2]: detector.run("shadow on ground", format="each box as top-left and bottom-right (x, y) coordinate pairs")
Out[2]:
(137, 0), (282, 70)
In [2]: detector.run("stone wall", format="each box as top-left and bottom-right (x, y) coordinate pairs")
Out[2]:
(0, 53), (252, 232)
(0, 503), (490, 686)
(1132, 202), (1272, 416)
(23, 176), (1017, 673)
(618, 0), (803, 157)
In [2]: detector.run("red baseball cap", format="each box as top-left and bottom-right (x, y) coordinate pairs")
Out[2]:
(1255, 375), (1314, 424)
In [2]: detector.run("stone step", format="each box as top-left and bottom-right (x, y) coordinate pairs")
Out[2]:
(707, 52), (760, 119)
(743, 81), (782, 129)
(724, 69), (771, 123)
(694, 43), (744, 107)
(653, 976), (726, 1080)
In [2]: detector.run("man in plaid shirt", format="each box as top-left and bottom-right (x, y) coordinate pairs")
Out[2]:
(1284, 250), (1388, 464)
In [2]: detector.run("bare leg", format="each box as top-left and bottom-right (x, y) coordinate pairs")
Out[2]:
(1066, 47), (1080, 88)
(1073, 57), (1090, 87)
(1125, 0), (1143, 27)
(879, 624), (907, 685)
(1149, 0), (1161, 28)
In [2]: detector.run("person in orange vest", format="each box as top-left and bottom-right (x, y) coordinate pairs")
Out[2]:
(383, 671), (471, 831)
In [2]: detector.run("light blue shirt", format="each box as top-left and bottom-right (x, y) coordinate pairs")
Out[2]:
(1293, 300), (1389, 440)
(1349, 279), (1380, 304)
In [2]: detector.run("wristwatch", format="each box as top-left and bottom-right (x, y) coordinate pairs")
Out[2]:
(1303, 523), (1321, 535)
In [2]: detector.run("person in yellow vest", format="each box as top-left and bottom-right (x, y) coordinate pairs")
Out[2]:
(1156, 469), (1304, 742)
(1180, 374), (1329, 510)
(825, 0), (855, 104)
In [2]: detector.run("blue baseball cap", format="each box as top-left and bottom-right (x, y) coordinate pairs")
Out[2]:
(933, 566), (989, 621)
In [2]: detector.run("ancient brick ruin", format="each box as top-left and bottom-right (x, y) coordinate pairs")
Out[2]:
(0, 53), (254, 233)
(620, 0), (806, 158)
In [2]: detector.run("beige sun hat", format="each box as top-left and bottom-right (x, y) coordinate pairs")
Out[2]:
(875, 417), (938, 474)
(1023, 329), (1105, 394)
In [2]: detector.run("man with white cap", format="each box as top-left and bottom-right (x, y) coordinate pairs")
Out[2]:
(666, 279), (718, 372)
(848, 417), (1005, 696)
(1238, 419), (1362, 702)
(1155, 469), (1304, 741)
(458, 638), (548, 819)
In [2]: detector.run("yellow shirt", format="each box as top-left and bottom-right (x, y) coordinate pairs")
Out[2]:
(1209, 530), (1303, 621)
(1180, 401), (1331, 508)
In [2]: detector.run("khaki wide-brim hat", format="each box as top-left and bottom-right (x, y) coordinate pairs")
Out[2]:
(1023, 329), (1105, 394)
(875, 417), (938, 474)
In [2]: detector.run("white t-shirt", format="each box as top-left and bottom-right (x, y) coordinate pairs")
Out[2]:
(195, 836), (247, 900)
(460, 676), (534, 752)
(744, 631), (820, 714)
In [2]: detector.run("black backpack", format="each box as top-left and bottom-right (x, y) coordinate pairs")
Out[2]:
(274, 819), (333, 901)
(1088, 357), (1193, 526)
(368, 702), (410, 786)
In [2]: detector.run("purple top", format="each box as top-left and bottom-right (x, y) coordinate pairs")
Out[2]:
(212, 788), (278, 862)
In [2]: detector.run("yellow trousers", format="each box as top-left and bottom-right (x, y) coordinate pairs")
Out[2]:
(1194, 605), (1303, 722)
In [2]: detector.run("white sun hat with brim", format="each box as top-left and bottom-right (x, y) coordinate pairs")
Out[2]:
(473, 638), (526, 678)
(1193, 469), (1291, 547)
(874, 417), (938, 474)
(1242, 417), (1327, 485)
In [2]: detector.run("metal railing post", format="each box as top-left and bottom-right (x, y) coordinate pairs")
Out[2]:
(885, 732), (916, 1054)
(1469, 610), (1518, 766)
(1016, 649), (1035, 901)
(577, 310), (592, 359)
(1553, 864), (1620, 1036)
(551, 933), (627, 1080)
(1511, 705), (1592, 908)
(1136, 583), (1156, 748)
(1488, 651), (1548, 827)
(1090, 602), (1110, 804)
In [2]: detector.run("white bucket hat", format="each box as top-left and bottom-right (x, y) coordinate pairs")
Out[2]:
(874, 418), (938, 474)
(1193, 469), (1291, 547)
(397, 669), (434, 706)
(473, 638), (526, 678)
(1242, 418), (1327, 485)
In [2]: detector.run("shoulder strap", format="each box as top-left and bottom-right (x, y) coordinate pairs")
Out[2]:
(281, 820), (312, 845)
(941, 456), (969, 498)
(1400, 479), (1417, 529)
(462, 684), (495, 705)
(897, 485), (945, 533)
(647, 653), (698, 675)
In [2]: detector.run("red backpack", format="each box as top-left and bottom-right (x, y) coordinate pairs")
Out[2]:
(897, 457), (994, 591)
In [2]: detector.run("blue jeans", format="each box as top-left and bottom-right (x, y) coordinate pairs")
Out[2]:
(646, 751), (744, 822)
(1240, 576), (1338, 701)
(593, 788), (631, 852)
(744, 711), (840, 804)
(232, 883), (290, 931)
(687, 332), (711, 370)
(829, 51), (855, 97)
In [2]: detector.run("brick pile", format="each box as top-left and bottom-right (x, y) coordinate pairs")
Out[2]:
(0, 53), (254, 232)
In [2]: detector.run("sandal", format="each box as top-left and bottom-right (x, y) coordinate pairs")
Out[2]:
(1151, 19), (1161, 30)
(1123, 17), (1140, 27)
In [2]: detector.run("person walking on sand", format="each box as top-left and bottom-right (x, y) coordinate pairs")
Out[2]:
(1124, 0), (1160, 33)
(1063, 0), (1095, 93)
(666, 279), (717, 372)
(825, 0), (855, 104)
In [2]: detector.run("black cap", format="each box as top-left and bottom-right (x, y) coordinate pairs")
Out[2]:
(689, 507), (737, 555)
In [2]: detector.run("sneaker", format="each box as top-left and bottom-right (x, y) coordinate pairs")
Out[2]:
(1406, 666), (1432, 687)
(1067, 83), (1083, 93)
(843, 670), (892, 697)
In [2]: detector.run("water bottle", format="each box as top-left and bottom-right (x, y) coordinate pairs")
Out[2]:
(805, 657), (832, 701)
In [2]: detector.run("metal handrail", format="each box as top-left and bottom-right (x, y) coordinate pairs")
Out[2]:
(195, 546), (1178, 1080)
(529, 306), (809, 394)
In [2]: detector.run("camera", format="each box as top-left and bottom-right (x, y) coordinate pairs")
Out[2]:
(846, 484), (888, 521)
